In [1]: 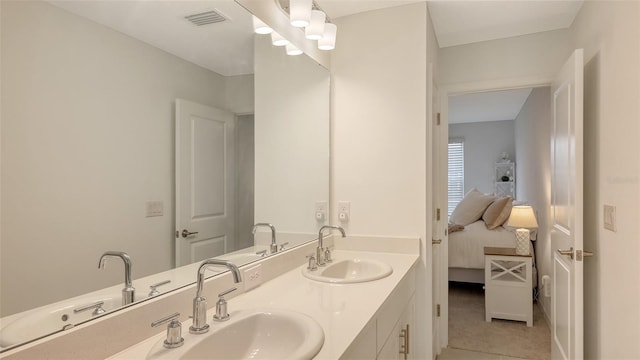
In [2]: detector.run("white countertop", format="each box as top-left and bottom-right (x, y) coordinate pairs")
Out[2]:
(108, 249), (419, 360)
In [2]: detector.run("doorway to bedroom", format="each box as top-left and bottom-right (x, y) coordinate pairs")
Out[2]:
(441, 87), (552, 360)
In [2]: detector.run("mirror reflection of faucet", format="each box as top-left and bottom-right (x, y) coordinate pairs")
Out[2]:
(252, 223), (277, 254)
(148, 280), (171, 297)
(98, 251), (135, 306)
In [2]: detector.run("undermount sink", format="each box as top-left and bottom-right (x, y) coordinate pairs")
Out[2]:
(146, 309), (324, 360)
(303, 258), (393, 284)
(0, 294), (136, 347)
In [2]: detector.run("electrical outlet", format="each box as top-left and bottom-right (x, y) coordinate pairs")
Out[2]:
(145, 201), (163, 217)
(315, 201), (327, 221)
(243, 264), (262, 291)
(338, 201), (350, 222)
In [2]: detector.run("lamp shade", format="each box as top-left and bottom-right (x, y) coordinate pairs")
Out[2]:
(305, 10), (326, 40)
(318, 23), (337, 50)
(505, 206), (538, 229)
(252, 16), (272, 34)
(290, 0), (312, 27)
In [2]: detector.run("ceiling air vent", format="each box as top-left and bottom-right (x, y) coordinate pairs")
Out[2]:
(184, 10), (227, 26)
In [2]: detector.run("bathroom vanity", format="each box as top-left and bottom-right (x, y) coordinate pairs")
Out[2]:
(0, 236), (419, 359)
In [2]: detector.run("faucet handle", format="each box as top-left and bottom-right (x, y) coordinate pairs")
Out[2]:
(279, 242), (290, 251)
(73, 301), (106, 316)
(306, 254), (318, 271)
(324, 248), (333, 263)
(255, 250), (268, 257)
(151, 312), (184, 349)
(213, 288), (237, 322)
(148, 280), (171, 297)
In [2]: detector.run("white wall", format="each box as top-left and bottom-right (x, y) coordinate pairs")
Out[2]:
(569, 1), (640, 358)
(0, 1), (253, 316)
(449, 120), (516, 195)
(331, 3), (431, 358)
(513, 87), (551, 317)
(253, 35), (330, 235)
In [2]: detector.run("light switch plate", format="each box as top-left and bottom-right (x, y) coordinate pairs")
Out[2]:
(146, 201), (163, 217)
(604, 204), (616, 232)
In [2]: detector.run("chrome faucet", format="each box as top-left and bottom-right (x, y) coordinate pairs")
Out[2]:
(190, 259), (242, 334)
(98, 251), (135, 305)
(252, 223), (277, 254)
(317, 225), (346, 266)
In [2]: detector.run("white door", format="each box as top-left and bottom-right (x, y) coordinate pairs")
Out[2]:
(550, 49), (585, 360)
(175, 99), (236, 267)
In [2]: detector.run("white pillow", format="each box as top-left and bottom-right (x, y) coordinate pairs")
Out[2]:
(450, 188), (497, 226)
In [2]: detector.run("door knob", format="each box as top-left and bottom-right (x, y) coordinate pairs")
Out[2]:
(432, 239), (442, 245)
(181, 229), (199, 238)
(557, 247), (574, 260)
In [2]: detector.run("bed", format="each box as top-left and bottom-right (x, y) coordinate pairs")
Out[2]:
(447, 188), (538, 286)
(448, 220), (537, 287)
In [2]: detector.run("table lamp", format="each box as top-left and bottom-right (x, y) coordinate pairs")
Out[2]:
(505, 205), (538, 255)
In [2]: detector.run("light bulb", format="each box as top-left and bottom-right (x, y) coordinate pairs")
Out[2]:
(290, 0), (312, 27)
(252, 16), (272, 35)
(305, 10), (326, 40)
(271, 31), (289, 47)
(318, 23), (337, 50)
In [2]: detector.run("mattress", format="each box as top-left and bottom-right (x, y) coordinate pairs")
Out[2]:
(448, 220), (518, 269)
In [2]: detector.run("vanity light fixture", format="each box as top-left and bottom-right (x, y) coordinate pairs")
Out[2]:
(254, 0), (338, 56)
(318, 22), (337, 50)
(305, 10), (326, 40)
(286, 43), (303, 56)
(290, 0), (312, 27)
(252, 16), (273, 34)
(271, 31), (290, 46)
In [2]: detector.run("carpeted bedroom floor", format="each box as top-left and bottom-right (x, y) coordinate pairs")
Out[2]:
(446, 282), (551, 360)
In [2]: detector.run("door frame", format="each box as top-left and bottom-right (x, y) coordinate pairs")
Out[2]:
(435, 75), (553, 349)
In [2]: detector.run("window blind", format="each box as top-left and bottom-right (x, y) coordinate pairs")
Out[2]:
(448, 138), (464, 216)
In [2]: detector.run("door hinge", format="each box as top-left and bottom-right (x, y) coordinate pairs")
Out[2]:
(436, 304), (441, 317)
(436, 112), (441, 126)
(436, 208), (441, 221)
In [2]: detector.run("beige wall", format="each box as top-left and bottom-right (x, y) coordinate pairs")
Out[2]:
(0, 1), (253, 316)
(513, 87), (551, 318)
(331, 3), (431, 358)
(569, 1), (640, 358)
(439, 29), (570, 87)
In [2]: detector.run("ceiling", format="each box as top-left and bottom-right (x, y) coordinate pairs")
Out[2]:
(427, 1), (583, 47)
(48, 0), (584, 78)
(448, 88), (533, 124)
(316, 0), (583, 48)
(49, 0), (254, 76)
(315, 0), (424, 20)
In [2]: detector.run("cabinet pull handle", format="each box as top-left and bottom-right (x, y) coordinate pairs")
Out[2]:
(399, 324), (410, 359)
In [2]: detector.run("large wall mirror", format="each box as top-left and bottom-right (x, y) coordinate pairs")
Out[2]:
(0, 0), (329, 351)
